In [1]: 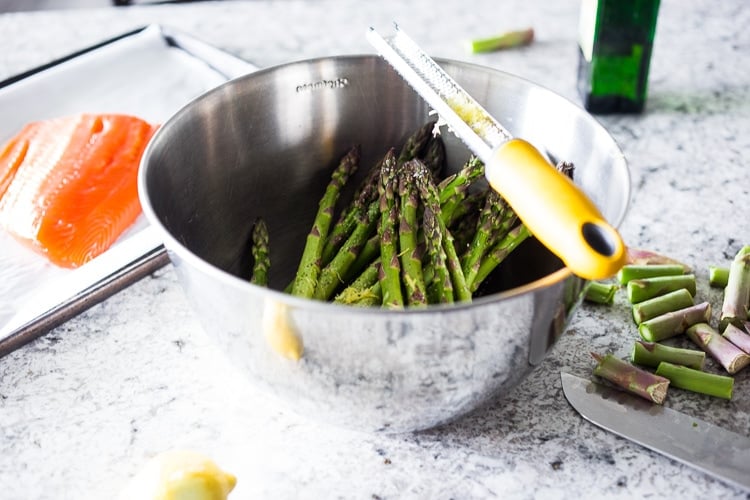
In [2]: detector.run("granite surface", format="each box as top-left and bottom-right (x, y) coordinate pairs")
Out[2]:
(1, 0), (750, 499)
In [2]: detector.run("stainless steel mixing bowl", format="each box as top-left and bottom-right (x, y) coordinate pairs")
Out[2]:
(138, 55), (629, 433)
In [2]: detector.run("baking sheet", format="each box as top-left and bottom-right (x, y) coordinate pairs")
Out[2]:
(0, 24), (256, 356)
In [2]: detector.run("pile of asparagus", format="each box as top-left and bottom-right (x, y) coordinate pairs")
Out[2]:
(248, 122), (560, 307)
(586, 246), (750, 402)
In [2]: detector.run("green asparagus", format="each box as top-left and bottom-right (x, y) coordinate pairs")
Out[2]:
(291, 145), (359, 298)
(249, 218), (270, 287)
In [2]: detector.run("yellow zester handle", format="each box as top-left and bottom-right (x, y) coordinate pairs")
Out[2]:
(485, 138), (627, 280)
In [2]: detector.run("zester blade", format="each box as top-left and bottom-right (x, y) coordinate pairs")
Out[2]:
(366, 23), (509, 162)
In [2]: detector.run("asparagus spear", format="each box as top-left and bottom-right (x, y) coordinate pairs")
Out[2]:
(468, 157), (567, 293)
(321, 155), (382, 266)
(333, 259), (381, 305)
(348, 234), (381, 281)
(471, 224), (532, 293)
(437, 156), (485, 223)
(592, 352), (670, 404)
(637, 301), (711, 342)
(626, 274), (696, 303)
(291, 145), (359, 298)
(413, 161), (472, 302)
(249, 218), (270, 287)
(686, 322), (750, 374)
(722, 322), (750, 354)
(335, 268), (383, 306)
(422, 194), (453, 304)
(324, 122), (433, 265)
(631, 341), (705, 370)
(397, 121), (435, 165)
(398, 162), (428, 306)
(461, 191), (509, 291)
(584, 281), (619, 305)
(449, 205), (481, 256)
(419, 134), (446, 180)
(378, 149), (404, 308)
(314, 201), (379, 301)
(446, 190), (485, 231)
(631, 288), (694, 325)
(708, 265), (730, 288)
(616, 264), (686, 285)
(719, 245), (750, 331)
(655, 361), (733, 400)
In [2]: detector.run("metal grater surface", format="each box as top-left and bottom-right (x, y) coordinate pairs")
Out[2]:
(367, 24), (512, 161)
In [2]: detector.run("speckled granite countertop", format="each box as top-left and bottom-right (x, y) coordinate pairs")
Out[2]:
(1, 1), (749, 499)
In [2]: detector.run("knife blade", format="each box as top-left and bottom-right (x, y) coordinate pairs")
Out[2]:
(561, 371), (750, 491)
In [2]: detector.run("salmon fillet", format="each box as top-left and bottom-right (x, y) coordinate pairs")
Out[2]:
(0, 114), (158, 268)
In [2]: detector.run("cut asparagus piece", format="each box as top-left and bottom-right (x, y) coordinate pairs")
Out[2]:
(686, 322), (750, 374)
(398, 161), (428, 306)
(466, 27), (534, 54)
(592, 352), (669, 404)
(631, 341), (705, 370)
(637, 301), (711, 342)
(632, 288), (694, 325)
(719, 245), (750, 331)
(655, 361), (733, 400)
(378, 149), (404, 308)
(626, 274), (696, 303)
(626, 248), (692, 272)
(722, 322), (750, 354)
(249, 218), (270, 287)
(584, 281), (618, 305)
(708, 265), (730, 289)
(616, 264), (686, 285)
(291, 145), (359, 298)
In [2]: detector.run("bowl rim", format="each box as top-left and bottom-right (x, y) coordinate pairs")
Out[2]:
(138, 54), (631, 315)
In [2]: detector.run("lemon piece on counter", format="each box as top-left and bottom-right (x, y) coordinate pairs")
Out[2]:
(119, 450), (237, 500)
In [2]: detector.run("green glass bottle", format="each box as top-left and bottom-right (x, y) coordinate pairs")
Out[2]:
(577, 0), (661, 113)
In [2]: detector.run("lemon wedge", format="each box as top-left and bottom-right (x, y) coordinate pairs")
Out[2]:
(119, 450), (236, 500)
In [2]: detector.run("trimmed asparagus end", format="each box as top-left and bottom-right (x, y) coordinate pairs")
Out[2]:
(632, 288), (694, 325)
(592, 352), (670, 404)
(466, 28), (534, 54)
(631, 340), (705, 370)
(708, 266), (730, 288)
(584, 281), (619, 304)
(719, 245), (750, 331)
(626, 248), (692, 272)
(637, 301), (711, 342)
(686, 322), (750, 374)
(617, 264), (686, 285)
(626, 274), (696, 304)
(722, 322), (750, 354)
(655, 361), (733, 400)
